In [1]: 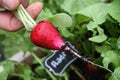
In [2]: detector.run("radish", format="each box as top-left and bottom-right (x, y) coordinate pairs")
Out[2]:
(13, 4), (112, 73)
(30, 20), (65, 50)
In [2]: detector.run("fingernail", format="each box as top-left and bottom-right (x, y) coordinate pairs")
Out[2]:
(1, 0), (19, 10)
(1, 0), (11, 10)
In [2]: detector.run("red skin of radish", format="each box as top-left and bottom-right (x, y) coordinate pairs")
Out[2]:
(87, 63), (96, 72)
(30, 20), (65, 50)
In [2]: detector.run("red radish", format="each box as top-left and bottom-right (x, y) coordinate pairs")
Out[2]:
(30, 20), (65, 50)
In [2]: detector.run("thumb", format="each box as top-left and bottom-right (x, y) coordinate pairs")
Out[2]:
(0, 0), (20, 10)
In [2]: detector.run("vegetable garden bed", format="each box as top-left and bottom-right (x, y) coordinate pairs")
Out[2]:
(0, 0), (120, 80)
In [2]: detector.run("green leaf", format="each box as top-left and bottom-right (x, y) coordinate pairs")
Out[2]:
(61, 0), (100, 15)
(36, 8), (53, 22)
(0, 30), (8, 35)
(101, 50), (120, 68)
(0, 34), (5, 41)
(95, 43), (111, 53)
(107, 38), (118, 49)
(60, 28), (74, 38)
(109, 67), (120, 80)
(48, 13), (73, 27)
(37, 9), (73, 28)
(0, 61), (15, 80)
(109, 0), (120, 23)
(35, 66), (46, 77)
(87, 21), (99, 30)
(17, 64), (32, 80)
(89, 27), (107, 43)
(30, 0), (40, 3)
(89, 34), (107, 43)
(74, 14), (89, 24)
(117, 37), (120, 49)
(78, 3), (109, 24)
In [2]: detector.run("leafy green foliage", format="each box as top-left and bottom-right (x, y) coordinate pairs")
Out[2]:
(37, 10), (73, 28)
(101, 50), (120, 68)
(0, 61), (15, 80)
(0, 0), (120, 80)
(60, 28), (74, 38)
(16, 64), (32, 80)
(78, 3), (109, 24)
(109, 0), (120, 23)
(89, 27), (107, 43)
(48, 13), (73, 28)
(109, 67), (120, 80)
(61, 0), (100, 15)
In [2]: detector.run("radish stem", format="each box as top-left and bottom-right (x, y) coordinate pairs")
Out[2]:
(31, 52), (57, 80)
(13, 4), (37, 31)
(64, 45), (113, 73)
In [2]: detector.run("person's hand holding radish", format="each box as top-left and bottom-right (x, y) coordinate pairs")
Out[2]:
(0, 0), (43, 31)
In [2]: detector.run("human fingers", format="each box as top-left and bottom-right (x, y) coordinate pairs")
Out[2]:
(0, 0), (20, 10)
(20, 0), (29, 8)
(0, 0), (29, 10)
(0, 2), (43, 31)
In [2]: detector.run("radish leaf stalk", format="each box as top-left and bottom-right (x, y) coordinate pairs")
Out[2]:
(13, 4), (36, 31)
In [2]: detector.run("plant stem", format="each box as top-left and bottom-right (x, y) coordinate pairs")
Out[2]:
(64, 45), (112, 73)
(31, 52), (57, 80)
(13, 4), (37, 31)
(63, 72), (69, 80)
(70, 65), (86, 80)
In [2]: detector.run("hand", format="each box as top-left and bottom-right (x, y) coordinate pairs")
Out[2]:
(0, 0), (43, 31)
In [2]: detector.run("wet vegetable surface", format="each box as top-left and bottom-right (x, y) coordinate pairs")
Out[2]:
(30, 20), (65, 50)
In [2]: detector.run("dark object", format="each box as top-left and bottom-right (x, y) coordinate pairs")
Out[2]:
(101, 0), (112, 3)
(31, 63), (40, 73)
(44, 41), (77, 76)
(0, 45), (6, 61)
(85, 30), (93, 38)
(73, 59), (109, 80)
(69, 70), (81, 80)
(8, 76), (22, 80)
